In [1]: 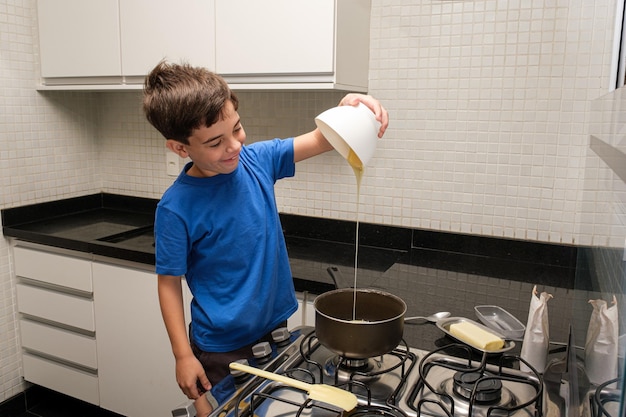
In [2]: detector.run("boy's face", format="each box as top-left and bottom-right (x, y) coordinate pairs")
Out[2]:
(167, 101), (246, 177)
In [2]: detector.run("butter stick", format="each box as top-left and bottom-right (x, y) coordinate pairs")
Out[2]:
(449, 321), (505, 351)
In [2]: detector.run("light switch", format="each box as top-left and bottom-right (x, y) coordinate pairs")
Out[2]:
(166, 152), (180, 176)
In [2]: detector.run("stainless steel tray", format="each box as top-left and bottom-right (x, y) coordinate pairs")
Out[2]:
(437, 317), (516, 353)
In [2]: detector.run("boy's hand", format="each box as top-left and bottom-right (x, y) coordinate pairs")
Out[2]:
(177, 355), (212, 399)
(338, 93), (389, 138)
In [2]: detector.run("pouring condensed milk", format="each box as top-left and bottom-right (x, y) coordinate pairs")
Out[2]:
(315, 103), (381, 320)
(315, 102), (380, 170)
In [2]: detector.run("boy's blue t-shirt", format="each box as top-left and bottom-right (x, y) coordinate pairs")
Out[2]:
(155, 138), (298, 352)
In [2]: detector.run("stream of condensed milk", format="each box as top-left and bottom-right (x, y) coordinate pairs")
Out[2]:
(347, 148), (364, 321)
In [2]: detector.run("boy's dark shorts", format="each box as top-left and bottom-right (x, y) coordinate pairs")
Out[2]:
(190, 321), (288, 388)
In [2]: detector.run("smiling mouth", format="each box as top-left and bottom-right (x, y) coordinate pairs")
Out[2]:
(224, 154), (239, 163)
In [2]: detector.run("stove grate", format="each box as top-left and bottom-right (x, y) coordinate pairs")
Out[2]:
(408, 344), (543, 417)
(591, 378), (622, 417)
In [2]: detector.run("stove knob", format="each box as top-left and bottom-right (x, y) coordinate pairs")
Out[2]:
(271, 327), (291, 346)
(230, 359), (252, 384)
(252, 341), (272, 363)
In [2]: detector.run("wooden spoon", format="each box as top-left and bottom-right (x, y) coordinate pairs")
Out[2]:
(229, 362), (358, 411)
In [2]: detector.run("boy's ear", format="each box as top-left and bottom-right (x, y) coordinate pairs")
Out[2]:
(166, 139), (189, 158)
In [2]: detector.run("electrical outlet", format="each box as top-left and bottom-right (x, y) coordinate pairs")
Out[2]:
(166, 152), (180, 176)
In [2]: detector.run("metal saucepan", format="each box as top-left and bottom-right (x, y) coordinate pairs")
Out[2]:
(314, 288), (407, 359)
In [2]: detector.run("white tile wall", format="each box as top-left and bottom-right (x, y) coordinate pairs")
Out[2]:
(1, 0), (625, 404)
(0, 0), (103, 402)
(95, 90), (347, 199)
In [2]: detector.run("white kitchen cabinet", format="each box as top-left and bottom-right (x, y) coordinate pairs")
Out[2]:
(119, 0), (215, 80)
(14, 245), (99, 405)
(16, 283), (95, 331)
(13, 243), (193, 415)
(93, 261), (191, 417)
(13, 245), (93, 291)
(37, 0), (215, 89)
(20, 319), (98, 369)
(37, 0), (121, 79)
(36, 0), (370, 91)
(215, 0), (371, 91)
(22, 353), (100, 405)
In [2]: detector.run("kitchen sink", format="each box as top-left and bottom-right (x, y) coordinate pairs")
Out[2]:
(96, 225), (155, 251)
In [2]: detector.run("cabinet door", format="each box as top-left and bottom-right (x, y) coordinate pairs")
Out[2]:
(120, 0), (216, 77)
(215, 0), (334, 75)
(37, 0), (121, 78)
(93, 263), (188, 417)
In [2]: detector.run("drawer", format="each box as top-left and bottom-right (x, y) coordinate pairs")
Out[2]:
(14, 246), (92, 292)
(20, 319), (97, 369)
(16, 283), (95, 332)
(23, 353), (99, 406)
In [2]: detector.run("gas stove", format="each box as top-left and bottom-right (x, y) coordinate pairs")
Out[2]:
(206, 326), (551, 417)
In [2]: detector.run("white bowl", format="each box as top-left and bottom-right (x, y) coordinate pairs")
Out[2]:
(315, 103), (380, 167)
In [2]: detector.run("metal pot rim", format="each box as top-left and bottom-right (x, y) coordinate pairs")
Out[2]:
(314, 288), (407, 324)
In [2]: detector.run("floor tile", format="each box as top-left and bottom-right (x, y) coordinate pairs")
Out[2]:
(21, 386), (123, 417)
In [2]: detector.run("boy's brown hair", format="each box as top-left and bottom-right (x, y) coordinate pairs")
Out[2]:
(143, 61), (239, 144)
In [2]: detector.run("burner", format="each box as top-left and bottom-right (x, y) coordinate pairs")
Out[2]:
(342, 358), (370, 369)
(324, 356), (380, 383)
(403, 346), (544, 417)
(453, 371), (503, 403)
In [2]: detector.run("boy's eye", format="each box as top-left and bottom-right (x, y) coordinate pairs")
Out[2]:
(208, 139), (222, 148)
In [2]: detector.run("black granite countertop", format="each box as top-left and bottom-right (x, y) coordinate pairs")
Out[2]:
(2, 194), (157, 265)
(2, 193), (587, 353)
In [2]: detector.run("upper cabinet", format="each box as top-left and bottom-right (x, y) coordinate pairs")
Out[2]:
(215, 0), (371, 91)
(119, 0), (215, 80)
(37, 0), (215, 88)
(36, 0), (371, 92)
(37, 0), (122, 79)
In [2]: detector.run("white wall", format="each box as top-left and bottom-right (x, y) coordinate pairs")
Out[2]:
(0, 0), (622, 403)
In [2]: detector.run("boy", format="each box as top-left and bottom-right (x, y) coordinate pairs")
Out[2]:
(142, 61), (388, 416)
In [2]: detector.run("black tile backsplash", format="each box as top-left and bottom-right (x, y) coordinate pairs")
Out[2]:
(281, 213), (579, 289)
(577, 246), (626, 294)
(411, 228), (577, 267)
(285, 236), (408, 273)
(280, 213), (412, 250)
